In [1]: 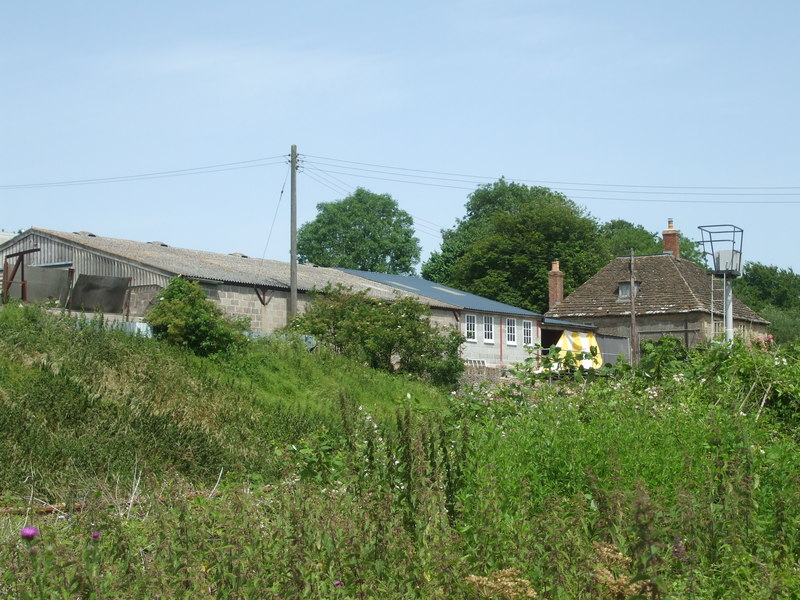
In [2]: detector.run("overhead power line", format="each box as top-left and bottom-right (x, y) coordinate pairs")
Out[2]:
(301, 164), (353, 196)
(0, 155), (288, 190)
(260, 163), (292, 261)
(303, 154), (800, 191)
(302, 158), (800, 198)
(6, 151), (800, 205)
(304, 165), (800, 204)
(296, 167), (446, 243)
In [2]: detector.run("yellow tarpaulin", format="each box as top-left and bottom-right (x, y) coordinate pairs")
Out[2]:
(555, 330), (603, 369)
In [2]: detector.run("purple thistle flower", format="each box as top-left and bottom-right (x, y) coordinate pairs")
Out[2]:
(333, 580), (343, 587)
(20, 526), (39, 540)
(91, 530), (101, 540)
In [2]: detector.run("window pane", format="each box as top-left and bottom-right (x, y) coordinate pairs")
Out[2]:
(465, 314), (476, 340)
(484, 316), (494, 341)
(523, 320), (533, 345)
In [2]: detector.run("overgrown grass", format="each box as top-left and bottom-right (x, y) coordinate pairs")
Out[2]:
(2, 303), (800, 598)
(0, 303), (449, 499)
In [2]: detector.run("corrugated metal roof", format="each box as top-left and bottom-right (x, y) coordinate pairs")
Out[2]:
(339, 269), (541, 317)
(23, 229), (460, 308)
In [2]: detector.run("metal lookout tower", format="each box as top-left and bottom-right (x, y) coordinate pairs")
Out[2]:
(698, 224), (743, 343)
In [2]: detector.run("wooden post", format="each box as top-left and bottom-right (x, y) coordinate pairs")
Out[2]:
(630, 249), (638, 366)
(289, 144), (298, 319)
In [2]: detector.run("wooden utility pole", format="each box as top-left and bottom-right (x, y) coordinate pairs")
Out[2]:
(289, 145), (298, 318)
(629, 249), (638, 366)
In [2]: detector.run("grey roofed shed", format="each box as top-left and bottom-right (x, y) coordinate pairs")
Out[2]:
(0, 228), (461, 310)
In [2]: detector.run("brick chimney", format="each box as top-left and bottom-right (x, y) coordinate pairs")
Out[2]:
(548, 260), (564, 309)
(662, 218), (680, 258)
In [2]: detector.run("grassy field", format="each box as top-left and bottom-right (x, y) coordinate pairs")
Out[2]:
(2, 303), (800, 598)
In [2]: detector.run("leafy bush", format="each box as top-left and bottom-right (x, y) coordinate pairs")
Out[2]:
(286, 285), (465, 386)
(638, 336), (688, 379)
(144, 277), (249, 356)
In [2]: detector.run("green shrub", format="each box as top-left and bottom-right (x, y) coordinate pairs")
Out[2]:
(144, 277), (248, 356)
(286, 285), (465, 386)
(639, 336), (688, 379)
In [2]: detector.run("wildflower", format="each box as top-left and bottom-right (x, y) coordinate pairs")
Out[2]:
(91, 530), (101, 540)
(334, 580), (343, 587)
(20, 526), (39, 540)
(672, 536), (690, 565)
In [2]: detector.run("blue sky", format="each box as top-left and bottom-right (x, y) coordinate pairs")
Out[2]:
(2, 1), (799, 272)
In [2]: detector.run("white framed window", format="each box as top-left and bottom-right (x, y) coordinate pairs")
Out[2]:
(465, 314), (477, 341)
(506, 318), (517, 345)
(523, 320), (533, 346)
(483, 316), (494, 343)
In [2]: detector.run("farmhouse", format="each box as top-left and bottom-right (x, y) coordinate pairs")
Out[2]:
(0, 227), (596, 369)
(545, 221), (769, 348)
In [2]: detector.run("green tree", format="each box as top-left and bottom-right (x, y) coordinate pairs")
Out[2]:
(600, 219), (661, 256)
(757, 305), (800, 344)
(600, 219), (705, 264)
(423, 179), (610, 313)
(297, 188), (421, 275)
(732, 262), (800, 344)
(145, 277), (249, 356)
(733, 262), (800, 311)
(422, 178), (530, 285)
(286, 285), (464, 386)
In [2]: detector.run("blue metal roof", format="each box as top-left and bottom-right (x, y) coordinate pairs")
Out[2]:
(543, 317), (598, 331)
(339, 269), (541, 317)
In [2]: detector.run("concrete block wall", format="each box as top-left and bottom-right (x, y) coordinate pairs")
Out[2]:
(460, 313), (540, 368)
(211, 285), (317, 335)
(427, 308), (537, 368)
(127, 285), (162, 317)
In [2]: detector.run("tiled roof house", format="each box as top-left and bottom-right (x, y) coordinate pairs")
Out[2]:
(545, 221), (769, 348)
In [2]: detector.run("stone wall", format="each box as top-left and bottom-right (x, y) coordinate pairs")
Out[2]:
(582, 312), (767, 348)
(459, 365), (516, 389)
